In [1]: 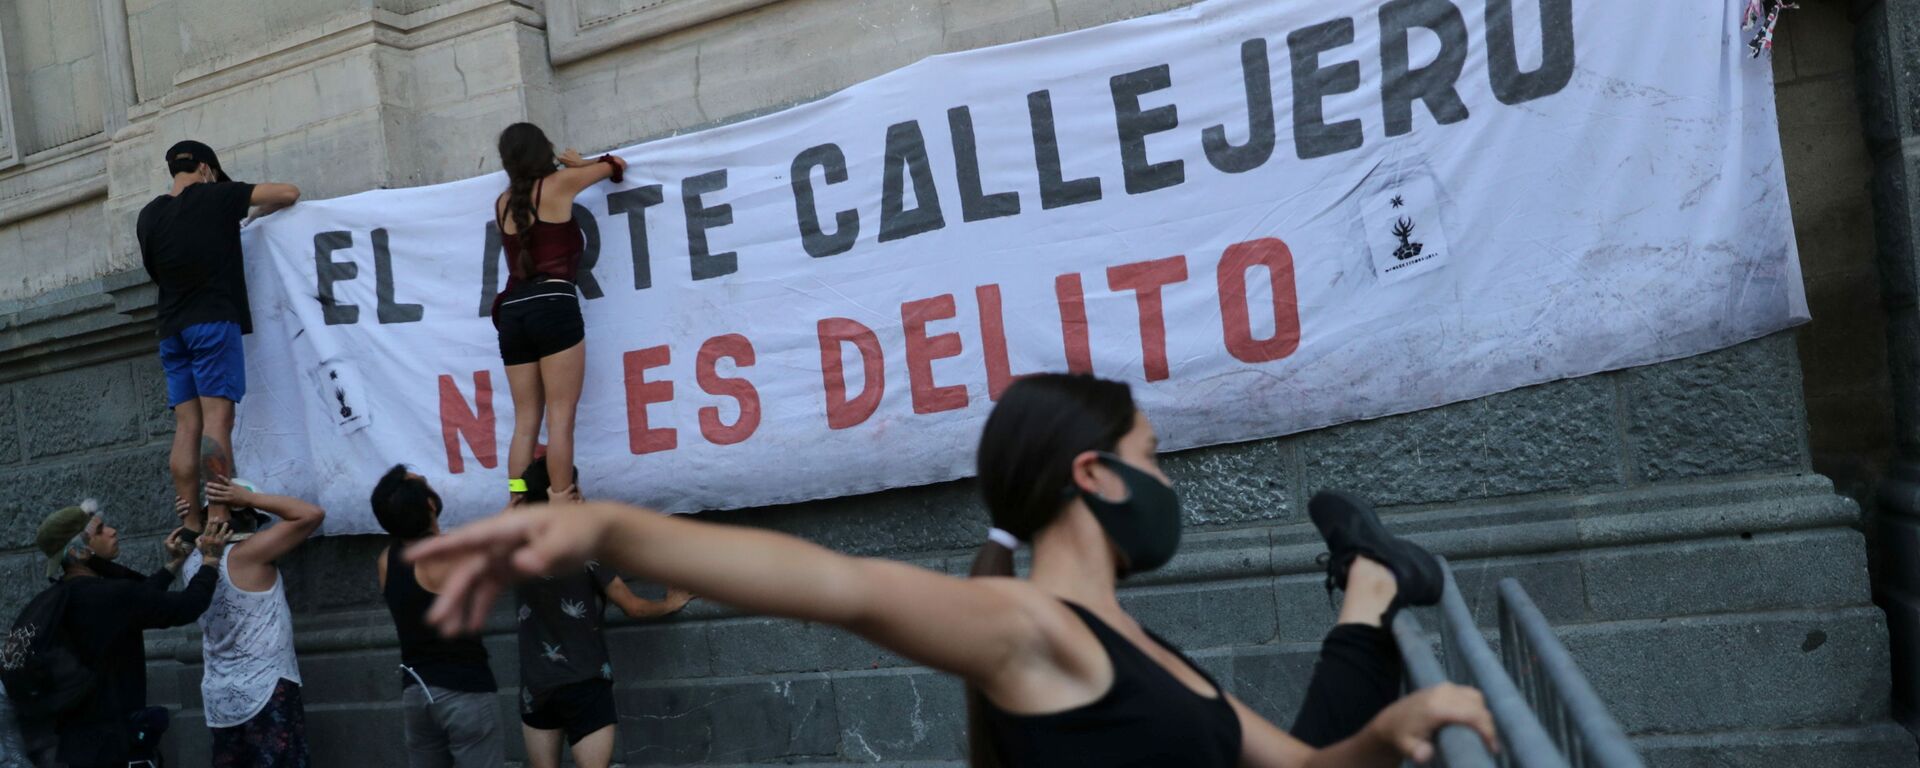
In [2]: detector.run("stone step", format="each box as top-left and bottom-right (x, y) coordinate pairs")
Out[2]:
(1634, 723), (1919, 768)
(235, 604), (1894, 766)
(145, 474), (1896, 766)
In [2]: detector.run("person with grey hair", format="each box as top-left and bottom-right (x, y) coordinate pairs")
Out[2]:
(31, 502), (233, 768)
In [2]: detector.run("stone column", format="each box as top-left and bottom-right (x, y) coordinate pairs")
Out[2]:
(95, 0), (135, 135)
(1858, 0), (1920, 732)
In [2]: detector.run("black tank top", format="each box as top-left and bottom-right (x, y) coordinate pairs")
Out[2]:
(384, 542), (497, 693)
(984, 602), (1242, 766)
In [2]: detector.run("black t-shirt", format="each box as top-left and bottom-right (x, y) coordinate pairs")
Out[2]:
(515, 562), (618, 698)
(137, 181), (257, 339)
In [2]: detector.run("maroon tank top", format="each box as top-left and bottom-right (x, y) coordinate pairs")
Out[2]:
(496, 177), (585, 295)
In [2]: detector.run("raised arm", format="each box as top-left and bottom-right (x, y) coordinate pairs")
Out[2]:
(414, 503), (1053, 688)
(542, 149), (625, 200)
(208, 478), (325, 583)
(250, 183), (300, 207)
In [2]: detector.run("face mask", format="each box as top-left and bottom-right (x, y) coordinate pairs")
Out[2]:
(1076, 453), (1182, 577)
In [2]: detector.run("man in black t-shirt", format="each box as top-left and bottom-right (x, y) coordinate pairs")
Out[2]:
(137, 140), (300, 523)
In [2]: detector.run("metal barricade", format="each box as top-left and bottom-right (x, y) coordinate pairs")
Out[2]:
(1392, 608), (1499, 768)
(1498, 579), (1644, 768)
(1433, 557), (1570, 768)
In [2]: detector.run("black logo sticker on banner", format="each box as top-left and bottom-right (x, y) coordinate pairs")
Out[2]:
(1390, 217), (1424, 261)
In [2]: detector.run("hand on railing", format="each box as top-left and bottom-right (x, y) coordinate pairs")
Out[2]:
(1368, 683), (1499, 763)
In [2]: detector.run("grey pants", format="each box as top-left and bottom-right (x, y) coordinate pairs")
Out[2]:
(401, 685), (505, 768)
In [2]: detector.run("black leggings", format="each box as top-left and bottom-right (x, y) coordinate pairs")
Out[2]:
(1288, 624), (1403, 747)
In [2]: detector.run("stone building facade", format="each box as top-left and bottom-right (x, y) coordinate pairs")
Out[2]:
(0, 0), (1913, 765)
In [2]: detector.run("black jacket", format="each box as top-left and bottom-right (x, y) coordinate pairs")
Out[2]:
(52, 557), (217, 766)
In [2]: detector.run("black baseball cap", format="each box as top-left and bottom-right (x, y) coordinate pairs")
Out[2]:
(164, 139), (232, 182)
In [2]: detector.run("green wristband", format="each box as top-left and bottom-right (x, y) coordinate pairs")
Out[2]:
(508, 478), (528, 493)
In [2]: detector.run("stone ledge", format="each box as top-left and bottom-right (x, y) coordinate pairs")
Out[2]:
(546, 0), (783, 66)
(0, 268), (153, 382)
(1635, 722), (1918, 768)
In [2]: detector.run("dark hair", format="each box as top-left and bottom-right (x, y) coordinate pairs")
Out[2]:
(370, 464), (439, 540)
(167, 157), (203, 177)
(964, 373), (1136, 768)
(497, 123), (557, 280)
(520, 456), (580, 505)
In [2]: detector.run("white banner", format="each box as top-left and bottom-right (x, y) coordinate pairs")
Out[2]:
(236, 0), (1805, 534)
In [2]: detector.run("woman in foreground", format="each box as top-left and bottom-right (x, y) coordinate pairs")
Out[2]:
(413, 373), (1495, 766)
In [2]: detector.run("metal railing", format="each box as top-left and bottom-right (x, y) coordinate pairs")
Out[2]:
(1390, 560), (1643, 768)
(1434, 558), (1569, 768)
(1498, 579), (1645, 768)
(1392, 609), (1499, 768)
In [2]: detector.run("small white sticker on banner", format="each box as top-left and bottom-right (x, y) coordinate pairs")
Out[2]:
(309, 357), (372, 436)
(1363, 172), (1452, 284)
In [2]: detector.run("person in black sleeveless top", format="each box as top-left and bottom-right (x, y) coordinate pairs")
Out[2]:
(409, 373), (1497, 767)
(371, 466), (505, 768)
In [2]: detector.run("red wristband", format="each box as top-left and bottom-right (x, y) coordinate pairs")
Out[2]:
(597, 154), (624, 184)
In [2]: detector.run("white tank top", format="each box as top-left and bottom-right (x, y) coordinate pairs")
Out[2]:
(184, 552), (302, 727)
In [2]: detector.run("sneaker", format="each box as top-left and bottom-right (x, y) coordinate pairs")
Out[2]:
(1308, 490), (1443, 612)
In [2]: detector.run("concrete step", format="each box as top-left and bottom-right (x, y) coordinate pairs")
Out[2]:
(146, 474), (1899, 766)
(1635, 723), (1918, 768)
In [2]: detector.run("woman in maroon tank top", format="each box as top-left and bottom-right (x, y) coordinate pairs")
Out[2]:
(493, 123), (626, 506)
(414, 374), (1498, 767)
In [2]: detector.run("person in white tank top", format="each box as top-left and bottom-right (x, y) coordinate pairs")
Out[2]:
(182, 476), (326, 766)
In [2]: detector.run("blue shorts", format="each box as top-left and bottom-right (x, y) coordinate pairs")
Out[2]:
(158, 321), (246, 407)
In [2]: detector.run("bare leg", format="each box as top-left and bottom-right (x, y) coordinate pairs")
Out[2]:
(199, 397), (236, 525)
(169, 400), (204, 513)
(568, 725), (615, 768)
(1337, 556), (1399, 628)
(521, 725), (564, 768)
(537, 341), (585, 501)
(505, 363), (544, 503)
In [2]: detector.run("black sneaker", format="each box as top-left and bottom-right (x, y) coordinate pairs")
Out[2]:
(1308, 490), (1443, 612)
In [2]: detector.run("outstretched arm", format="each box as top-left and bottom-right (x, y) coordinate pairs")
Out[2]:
(132, 523), (234, 629)
(543, 149), (625, 199)
(604, 579), (692, 619)
(412, 503), (1053, 689)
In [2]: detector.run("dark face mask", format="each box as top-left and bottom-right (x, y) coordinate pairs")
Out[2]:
(1076, 453), (1182, 577)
